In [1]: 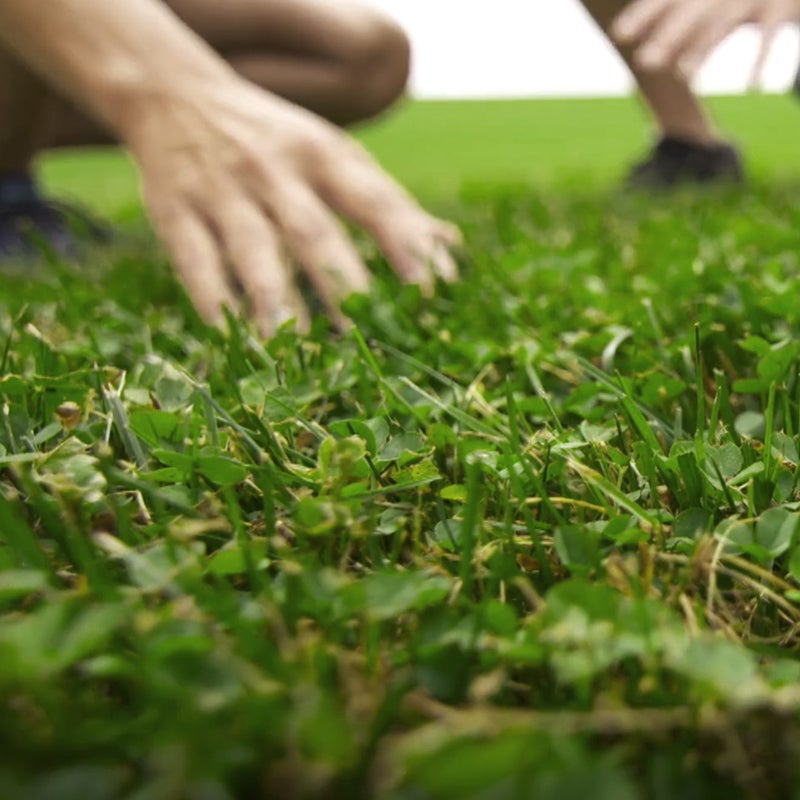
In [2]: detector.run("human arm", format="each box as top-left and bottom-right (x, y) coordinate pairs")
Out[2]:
(0, 0), (459, 334)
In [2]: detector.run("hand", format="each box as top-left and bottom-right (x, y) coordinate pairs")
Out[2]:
(613, 0), (800, 83)
(124, 76), (460, 336)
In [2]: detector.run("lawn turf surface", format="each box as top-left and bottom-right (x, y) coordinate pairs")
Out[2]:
(40, 94), (800, 210)
(2, 95), (800, 798)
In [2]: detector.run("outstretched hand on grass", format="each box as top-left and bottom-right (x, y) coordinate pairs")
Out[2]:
(129, 78), (460, 336)
(0, 0), (460, 337)
(614, 0), (800, 83)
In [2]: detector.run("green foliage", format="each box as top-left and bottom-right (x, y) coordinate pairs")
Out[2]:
(5, 99), (800, 798)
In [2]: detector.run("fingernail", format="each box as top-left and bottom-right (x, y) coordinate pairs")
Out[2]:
(406, 265), (434, 297)
(333, 312), (353, 333)
(419, 279), (435, 299)
(274, 307), (296, 327)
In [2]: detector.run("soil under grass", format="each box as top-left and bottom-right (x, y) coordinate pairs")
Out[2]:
(2, 95), (800, 798)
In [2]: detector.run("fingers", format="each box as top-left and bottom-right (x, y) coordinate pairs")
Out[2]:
(427, 226), (461, 283)
(154, 170), (458, 339)
(145, 111), (461, 337)
(148, 200), (238, 328)
(313, 141), (462, 292)
(632, 3), (717, 70)
(672, 14), (742, 76)
(614, 0), (774, 77)
(214, 196), (309, 337)
(377, 221), (461, 296)
(266, 181), (371, 329)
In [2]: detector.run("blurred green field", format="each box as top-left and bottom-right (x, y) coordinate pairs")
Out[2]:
(39, 93), (800, 217)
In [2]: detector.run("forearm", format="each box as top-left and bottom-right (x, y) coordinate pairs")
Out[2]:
(0, 0), (236, 137)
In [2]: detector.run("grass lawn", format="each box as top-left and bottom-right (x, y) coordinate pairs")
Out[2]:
(3, 94), (800, 798)
(40, 94), (800, 210)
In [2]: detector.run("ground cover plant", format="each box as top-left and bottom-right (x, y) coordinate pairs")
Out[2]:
(3, 96), (800, 799)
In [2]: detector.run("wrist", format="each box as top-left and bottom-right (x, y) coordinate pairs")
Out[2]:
(96, 59), (238, 143)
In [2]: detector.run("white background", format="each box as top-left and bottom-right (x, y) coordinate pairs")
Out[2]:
(363, 0), (799, 98)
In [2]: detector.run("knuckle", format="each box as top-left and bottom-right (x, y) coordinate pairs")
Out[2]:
(282, 212), (333, 256)
(238, 146), (281, 193)
(220, 207), (262, 245)
(144, 191), (184, 228)
(244, 265), (285, 297)
(236, 141), (264, 174)
(297, 125), (352, 171)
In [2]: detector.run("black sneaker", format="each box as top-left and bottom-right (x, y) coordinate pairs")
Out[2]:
(793, 59), (800, 96)
(0, 174), (111, 260)
(625, 136), (745, 190)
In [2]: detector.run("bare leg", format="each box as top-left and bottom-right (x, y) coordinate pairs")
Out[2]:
(0, 0), (411, 155)
(169, 0), (410, 125)
(581, 0), (721, 144)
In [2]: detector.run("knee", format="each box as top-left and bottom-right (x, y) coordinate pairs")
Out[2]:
(345, 17), (411, 123)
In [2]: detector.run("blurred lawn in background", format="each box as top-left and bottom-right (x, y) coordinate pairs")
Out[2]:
(39, 94), (800, 218)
